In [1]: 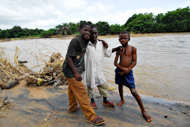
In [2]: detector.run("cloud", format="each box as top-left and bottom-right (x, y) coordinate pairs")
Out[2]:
(0, 0), (187, 30)
(100, 10), (134, 25)
(184, 0), (190, 7)
(0, 0), (62, 29)
(90, 7), (167, 25)
(62, 0), (87, 10)
(134, 7), (167, 15)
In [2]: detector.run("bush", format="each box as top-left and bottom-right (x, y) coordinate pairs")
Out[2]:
(40, 31), (53, 38)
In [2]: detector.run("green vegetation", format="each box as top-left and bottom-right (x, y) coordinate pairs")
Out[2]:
(0, 7), (189, 39)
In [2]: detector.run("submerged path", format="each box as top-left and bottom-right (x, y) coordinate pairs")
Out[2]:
(0, 81), (189, 127)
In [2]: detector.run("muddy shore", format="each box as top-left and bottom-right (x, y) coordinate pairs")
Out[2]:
(0, 33), (172, 42)
(0, 81), (189, 127)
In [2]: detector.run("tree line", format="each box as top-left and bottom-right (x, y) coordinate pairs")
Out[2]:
(0, 6), (189, 39)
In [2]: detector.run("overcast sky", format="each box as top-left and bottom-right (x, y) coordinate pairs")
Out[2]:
(0, 0), (189, 30)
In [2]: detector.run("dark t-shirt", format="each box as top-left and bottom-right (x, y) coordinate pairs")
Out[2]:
(63, 36), (88, 78)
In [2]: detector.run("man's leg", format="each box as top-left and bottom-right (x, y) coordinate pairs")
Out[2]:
(87, 86), (94, 101)
(98, 84), (115, 106)
(130, 88), (152, 122)
(67, 81), (77, 112)
(116, 84), (125, 107)
(67, 78), (96, 121)
(97, 84), (108, 100)
(87, 86), (97, 108)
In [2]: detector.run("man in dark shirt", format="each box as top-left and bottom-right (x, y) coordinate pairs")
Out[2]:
(62, 23), (106, 126)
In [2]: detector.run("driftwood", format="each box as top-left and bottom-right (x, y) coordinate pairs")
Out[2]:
(0, 46), (66, 89)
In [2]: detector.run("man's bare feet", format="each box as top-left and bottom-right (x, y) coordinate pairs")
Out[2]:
(116, 101), (125, 107)
(142, 111), (152, 122)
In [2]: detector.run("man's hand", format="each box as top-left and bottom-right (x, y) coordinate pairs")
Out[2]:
(74, 72), (82, 81)
(98, 39), (108, 49)
(118, 71), (125, 76)
(123, 68), (131, 74)
(119, 46), (125, 53)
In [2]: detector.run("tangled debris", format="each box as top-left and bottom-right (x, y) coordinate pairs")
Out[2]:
(25, 52), (66, 87)
(0, 46), (66, 89)
(0, 96), (10, 110)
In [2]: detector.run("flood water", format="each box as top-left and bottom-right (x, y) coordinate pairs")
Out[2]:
(0, 33), (190, 102)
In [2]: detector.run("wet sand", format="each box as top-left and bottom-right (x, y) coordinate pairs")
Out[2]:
(0, 81), (189, 127)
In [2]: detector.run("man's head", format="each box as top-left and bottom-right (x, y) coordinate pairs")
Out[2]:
(90, 25), (98, 42)
(79, 23), (91, 40)
(119, 31), (130, 46)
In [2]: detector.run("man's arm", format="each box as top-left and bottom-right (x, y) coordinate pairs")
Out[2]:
(114, 51), (126, 76)
(112, 46), (125, 53)
(128, 46), (137, 70)
(99, 39), (124, 53)
(66, 56), (82, 81)
(65, 38), (83, 81)
(98, 39), (108, 49)
(114, 51), (124, 70)
(114, 51), (131, 75)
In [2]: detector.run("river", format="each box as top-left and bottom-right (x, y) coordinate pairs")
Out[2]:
(0, 33), (190, 103)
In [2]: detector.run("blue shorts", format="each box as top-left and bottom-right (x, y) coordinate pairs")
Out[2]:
(115, 68), (135, 89)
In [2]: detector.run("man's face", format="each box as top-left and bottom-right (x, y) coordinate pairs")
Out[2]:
(91, 28), (98, 41)
(119, 34), (130, 46)
(80, 25), (91, 40)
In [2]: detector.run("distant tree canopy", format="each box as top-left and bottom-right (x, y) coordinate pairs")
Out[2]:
(124, 13), (155, 33)
(0, 6), (189, 39)
(162, 7), (190, 32)
(96, 21), (110, 35)
(0, 26), (44, 39)
(125, 7), (190, 33)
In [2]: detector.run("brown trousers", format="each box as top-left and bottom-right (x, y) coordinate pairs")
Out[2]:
(67, 78), (96, 121)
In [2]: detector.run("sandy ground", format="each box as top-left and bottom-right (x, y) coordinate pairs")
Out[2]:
(0, 81), (189, 127)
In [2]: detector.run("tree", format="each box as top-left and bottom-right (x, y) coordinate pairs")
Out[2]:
(155, 13), (164, 24)
(120, 25), (127, 32)
(9, 26), (23, 38)
(78, 20), (92, 25)
(125, 13), (155, 33)
(62, 23), (70, 35)
(55, 23), (70, 35)
(67, 22), (78, 35)
(40, 30), (53, 38)
(55, 25), (63, 35)
(48, 28), (56, 35)
(34, 28), (44, 36)
(109, 24), (121, 35)
(0, 30), (9, 39)
(95, 21), (110, 35)
(124, 14), (138, 27)
(162, 7), (190, 32)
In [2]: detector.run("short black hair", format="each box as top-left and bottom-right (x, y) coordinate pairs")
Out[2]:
(91, 24), (97, 30)
(119, 31), (130, 37)
(79, 22), (91, 30)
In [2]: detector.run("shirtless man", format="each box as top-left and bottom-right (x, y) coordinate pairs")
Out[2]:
(114, 31), (152, 122)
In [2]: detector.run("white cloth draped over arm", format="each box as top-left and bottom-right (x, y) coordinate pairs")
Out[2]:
(104, 47), (112, 57)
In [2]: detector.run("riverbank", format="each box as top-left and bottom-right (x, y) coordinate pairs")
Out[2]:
(0, 81), (189, 127)
(1, 32), (188, 42)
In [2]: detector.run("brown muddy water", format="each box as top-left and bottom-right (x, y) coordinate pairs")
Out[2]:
(0, 33), (190, 103)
